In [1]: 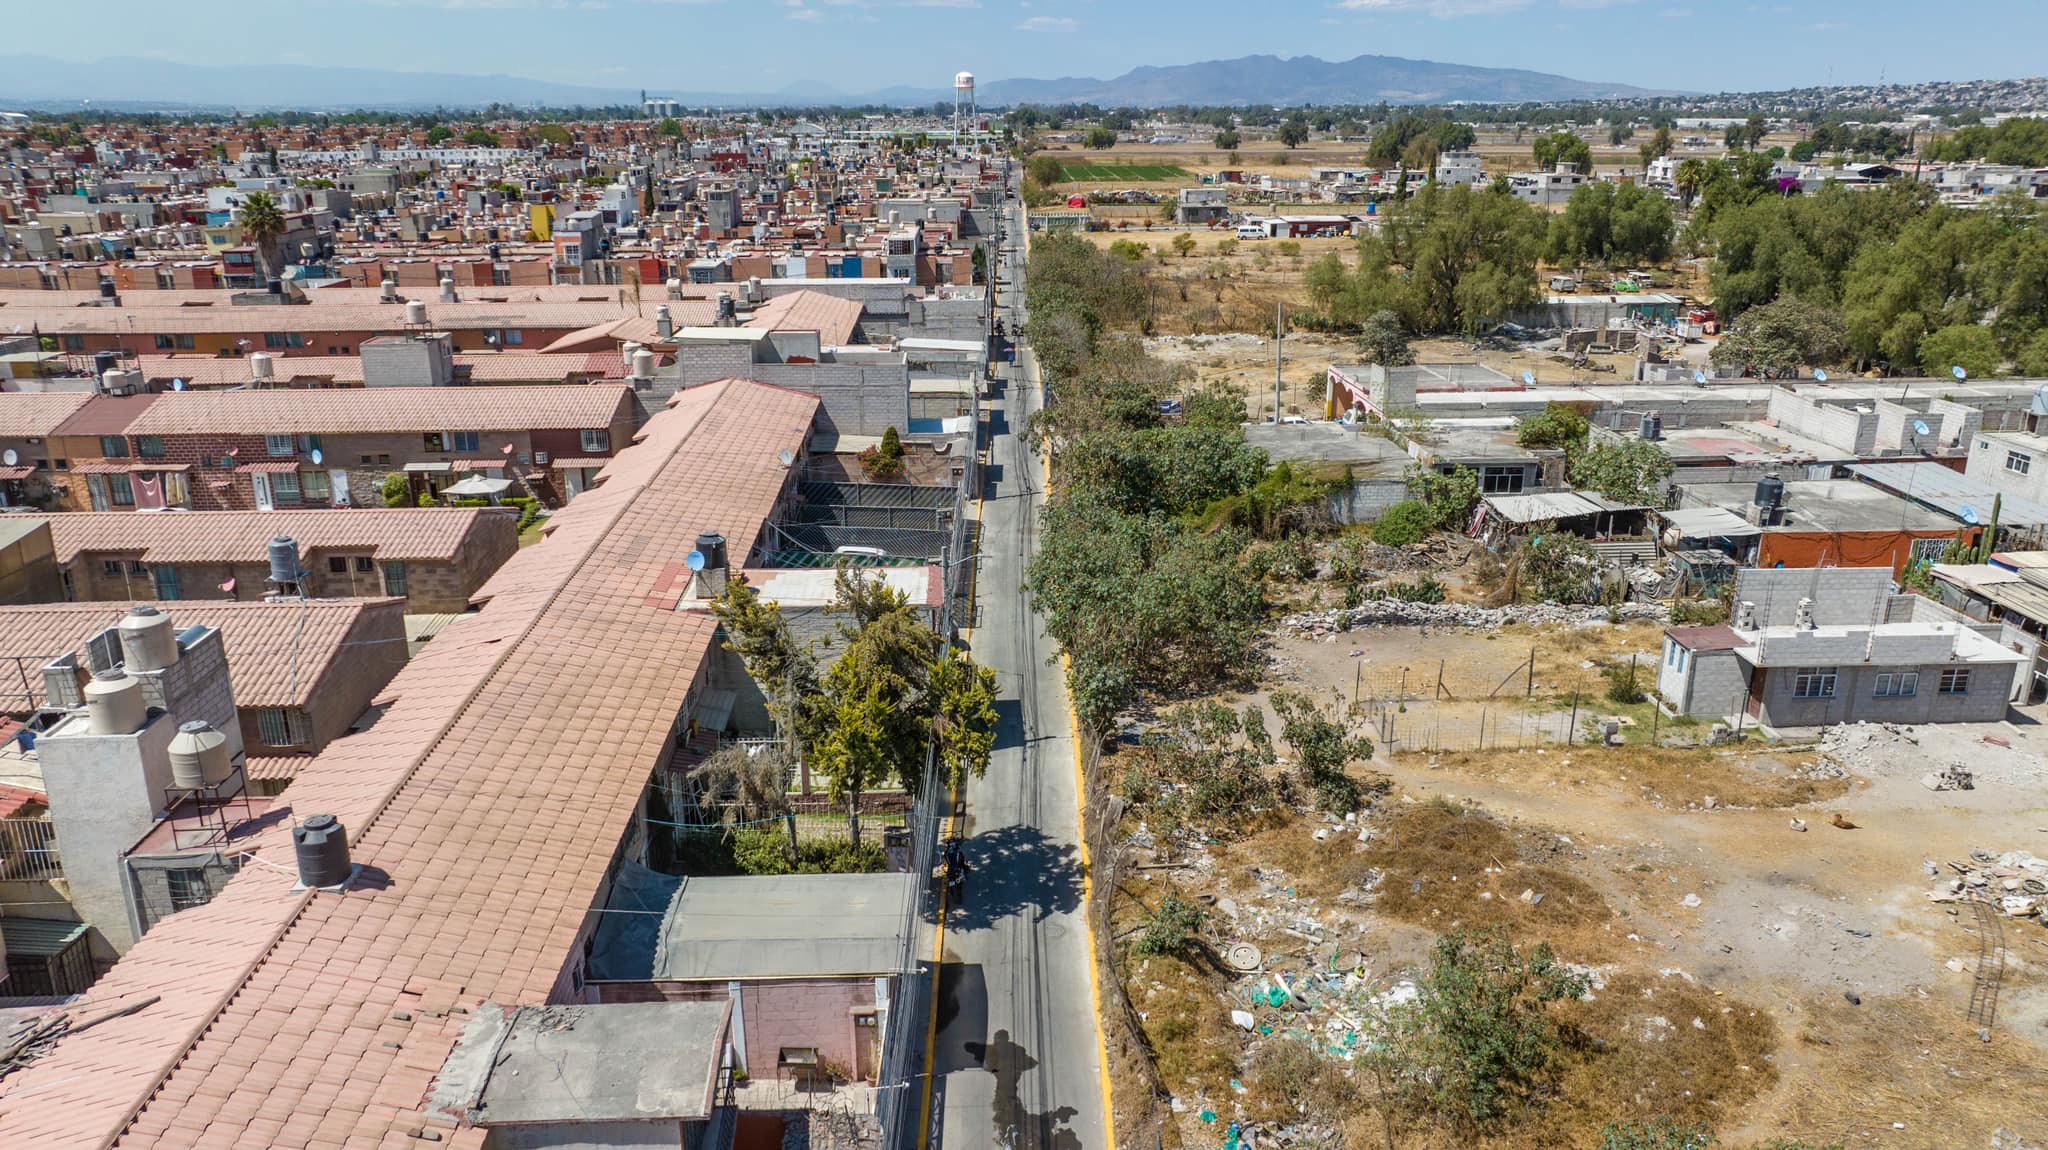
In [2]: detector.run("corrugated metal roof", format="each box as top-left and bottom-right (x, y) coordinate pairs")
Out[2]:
(1847, 462), (2048, 528)
(1483, 491), (1606, 523)
(0, 917), (88, 958)
(1661, 506), (1764, 538)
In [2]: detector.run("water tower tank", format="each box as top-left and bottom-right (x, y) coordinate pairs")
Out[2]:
(168, 720), (231, 789)
(268, 536), (302, 587)
(84, 668), (146, 736)
(954, 71), (975, 92)
(249, 352), (274, 381)
(1754, 475), (1785, 510)
(292, 814), (352, 888)
(118, 605), (180, 672)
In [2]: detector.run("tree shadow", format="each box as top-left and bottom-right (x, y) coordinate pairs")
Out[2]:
(970, 1028), (1082, 1150)
(935, 822), (1084, 932)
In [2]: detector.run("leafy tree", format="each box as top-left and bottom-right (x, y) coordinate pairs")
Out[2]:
(1269, 690), (1371, 812)
(424, 125), (454, 144)
(1520, 535), (1599, 604)
(1672, 157), (1710, 208)
(1024, 153), (1064, 187)
(1567, 437), (1674, 505)
(1390, 183), (1547, 335)
(1745, 112), (1769, 150)
(461, 127), (499, 147)
(1405, 464), (1480, 532)
(1277, 119), (1310, 149)
(534, 123), (573, 145)
(1083, 126), (1117, 150)
(1918, 323), (2001, 379)
(1600, 1119), (1717, 1150)
(1170, 232), (1196, 258)
(1531, 130), (1592, 173)
(654, 116), (684, 138)
(813, 583), (942, 844)
(1649, 125), (1674, 159)
(708, 575), (825, 748)
(930, 651), (999, 789)
(235, 190), (285, 281)
(1708, 296), (1845, 376)
(1516, 402), (1588, 450)
(1357, 308), (1415, 366)
(1213, 128), (1240, 150)
(1402, 927), (1589, 1128)
(1548, 180), (1673, 266)
(378, 472), (411, 508)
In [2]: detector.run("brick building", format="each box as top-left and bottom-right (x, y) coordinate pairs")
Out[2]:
(42, 509), (518, 613)
(43, 385), (636, 512)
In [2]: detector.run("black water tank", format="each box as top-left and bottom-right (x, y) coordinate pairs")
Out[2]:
(1755, 475), (1785, 510)
(98, 276), (117, 299)
(694, 532), (728, 570)
(93, 351), (122, 377)
(266, 277), (283, 295)
(292, 814), (351, 888)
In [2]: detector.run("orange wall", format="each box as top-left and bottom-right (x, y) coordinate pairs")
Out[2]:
(1755, 529), (1971, 578)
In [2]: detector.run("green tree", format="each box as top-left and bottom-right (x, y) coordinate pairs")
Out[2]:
(1402, 927), (1589, 1128)
(1744, 112), (1769, 150)
(234, 190), (286, 282)
(1672, 157), (1709, 208)
(813, 581), (942, 845)
(708, 575), (825, 749)
(654, 116), (684, 138)
(1520, 534), (1598, 604)
(1277, 119), (1310, 149)
(424, 125), (454, 144)
(1568, 437), (1674, 506)
(1516, 402), (1589, 450)
(534, 123), (573, 146)
(1083, 126), (1117, 150)
(378, 472), (411, 508)
(1269, 690), (1372, 812)
(1405, 464), (1480, 532)
(1170, 232), (1197, 258)
(1549, 180), (1673, 266)
(1918, 323), (2001, 379)
(461, 127), (499, 147)
(930, 651), (999, 789)
(1213, 127), (1240, 150)
(1708, 296), (1845, 376)
(1357, 308), (1415, 366)
(1389, 183), (1547, 335)
(1372, 500), (1431, 547)
(1531, 130), (1592, 173)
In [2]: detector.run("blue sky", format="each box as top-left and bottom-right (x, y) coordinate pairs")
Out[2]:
(22, 0), (2048, 96)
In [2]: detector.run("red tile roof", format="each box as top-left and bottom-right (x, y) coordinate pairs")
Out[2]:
(48, 394), (161, 439)
(121, 384), (632, 436)
(42, 508), (506, 565)
(0, 599), (406, 709)
(745, 289), (865, 346)
(0, 378), (818, 1150)
(132, 351), (629, 389)
(0, 393), (96, 439)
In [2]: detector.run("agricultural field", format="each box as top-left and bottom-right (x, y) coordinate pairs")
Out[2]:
(1054, 161), (1194, 181)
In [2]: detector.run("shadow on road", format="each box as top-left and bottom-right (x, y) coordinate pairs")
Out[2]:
(935, 823), (1084, 931)
(933, 961), (987, 1076)
(971, 1028), (1082, 1150)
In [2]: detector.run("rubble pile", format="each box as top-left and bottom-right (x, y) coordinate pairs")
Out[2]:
(1819, 722), (2048, 787)
(1927, 848), (2048, 924)
(1284, 599), (1667, 636)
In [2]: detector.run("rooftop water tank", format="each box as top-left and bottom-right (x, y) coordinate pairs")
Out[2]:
(83, 668), (146, 736)
(249, 352), (274, 381)
(118, 605), (179, 672)
(694, 532), (728, 571)
(268, 536), (302, 587)
(405, 299), (428, 326)
(631, 348), (657, 381)
(1755, 475), (1784, 510)
(168, 720), (231, 790)
(292, 814), (352, 888)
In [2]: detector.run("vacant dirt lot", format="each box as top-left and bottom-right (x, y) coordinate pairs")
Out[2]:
(1106, 620), (2048, 1149)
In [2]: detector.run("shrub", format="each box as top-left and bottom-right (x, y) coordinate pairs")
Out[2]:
(1670, 598), (1728, 626)
(379, 472), (411, 508)
(1599, 1120), (1716, 1150)
(1366, 576), (1446, 604)
(1372, 500), (1430, 546)
(1132, 895), (1206, 957)
(416, 491), (437, 507)
(1603, 660), (1646, 704)
(1403, 927), (1590, 1128)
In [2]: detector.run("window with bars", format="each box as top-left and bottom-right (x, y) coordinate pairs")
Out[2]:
(1939, 668), (1971, 695)
(165, 867), (211, 912)
(255, 708), (311, 747)
(1792, 667), (1837, 698)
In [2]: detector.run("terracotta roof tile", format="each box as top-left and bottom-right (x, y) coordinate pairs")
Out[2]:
(0, 599), (406, 709)
(122, 385), (632, 436)
(0, 378), (819, 1150)
(42, 508), (506, 565)
(745, 289), (865, 346)
(0, 392), (96, 438)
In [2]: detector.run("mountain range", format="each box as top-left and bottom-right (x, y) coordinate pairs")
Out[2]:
(0, 52), (1671, 112)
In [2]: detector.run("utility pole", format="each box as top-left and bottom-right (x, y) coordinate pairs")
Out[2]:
(1273, 297), (1284, 424)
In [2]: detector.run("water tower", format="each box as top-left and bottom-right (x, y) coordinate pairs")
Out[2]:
(953, 71), (976, 142)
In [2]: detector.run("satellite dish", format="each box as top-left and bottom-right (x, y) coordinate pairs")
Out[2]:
(1812, 368), (1827, 382)
(1693, 370), (1707, 384)
(1961, 504), (1980, 525)
(310, 448), (323, 465)
(1521, 370), (1535, 386)
(171, 377), (186, 391)
(1953, 365), (1968, 380)
(2, 449), (16, 466)
(1912, 420), (1930, 436)
(777, 447), (795, 468)
(685, 550), (706, 572)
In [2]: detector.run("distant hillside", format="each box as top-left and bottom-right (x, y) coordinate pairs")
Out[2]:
(977, 54), (1674, 107)
(0, 51), (1672, 112)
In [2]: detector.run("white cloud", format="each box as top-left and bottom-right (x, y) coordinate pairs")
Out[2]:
(1015, 13), (1074, 29)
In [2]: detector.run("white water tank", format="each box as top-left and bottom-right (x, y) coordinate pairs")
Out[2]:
(249, 352), (275, 382)
(405, 299), (428, 326)
(631, 348), (657, 381)
(84, 668), (146, 736)
(379, 275), (398, 302)
(438, 273), (456, 303)
(118, 605), (180, 672)
(168, 720), (231, 789)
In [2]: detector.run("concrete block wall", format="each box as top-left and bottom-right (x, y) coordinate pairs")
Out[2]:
(1767, 390), (1877, 455)
(1734, 567), (1894, 627)
(1929, 398), (1984, 451)
(1756, 660), (2015, 727)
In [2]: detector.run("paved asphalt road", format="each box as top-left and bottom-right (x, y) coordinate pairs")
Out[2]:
(929, 196), (1107, 1150)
